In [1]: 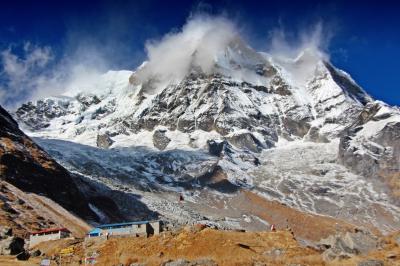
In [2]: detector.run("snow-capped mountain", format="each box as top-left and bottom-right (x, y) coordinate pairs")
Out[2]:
(13, 37), (400, 240)
(16, 44), (371, 149)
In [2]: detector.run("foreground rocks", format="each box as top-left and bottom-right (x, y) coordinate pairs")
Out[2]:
(0, 236), (25, 255)
(89, 228), (324, 265)
(0, 227), (396, 265)
(162, 258), (217, 266)
(0, 226), (25, 257)
(318, 228), (380, 261)
(357, 259), (384, 266)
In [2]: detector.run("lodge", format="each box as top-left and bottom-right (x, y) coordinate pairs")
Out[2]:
(29, 228), (71, 247)
(87, 220), (161, 238)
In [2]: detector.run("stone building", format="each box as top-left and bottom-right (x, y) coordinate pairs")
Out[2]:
(87, 220), (161, 238)
(29, 228), (71, 247)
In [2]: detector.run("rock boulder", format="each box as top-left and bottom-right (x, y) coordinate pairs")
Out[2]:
(153, 129), (171, 151)
(318, 229), (379, 261)
(96, 133), (114, 149)
(0, 236), (25, 255)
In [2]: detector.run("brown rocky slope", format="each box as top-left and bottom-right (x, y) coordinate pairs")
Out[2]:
(0, 105), (96, 223)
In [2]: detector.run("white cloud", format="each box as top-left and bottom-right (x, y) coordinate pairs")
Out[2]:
(0, 43), (55, 107)
(134, 15), (238, 87)
(0, 15), (333, 108)
(266, 22), (332, 86)
(1, 43), (53, 78)
(133, 15), (332, 91)
(268, 22), (330, 61)
(0, 42), (107, 108)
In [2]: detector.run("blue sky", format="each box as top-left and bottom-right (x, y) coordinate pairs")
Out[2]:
(0, 0), (399, 107)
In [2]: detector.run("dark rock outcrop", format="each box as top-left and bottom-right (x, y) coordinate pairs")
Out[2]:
(153, 129), (171, 150)
(16, 250), (30, 260)
(0, 236), (24, 255)
(30, 249), (42, 257)
(207, 139), (226, 157)
(226, 132), (263, 153)
(0, 226), (25, 256)
(96, 133), (114, 149)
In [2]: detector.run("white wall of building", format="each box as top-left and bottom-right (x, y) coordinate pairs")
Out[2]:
(29, 231), (70, 247)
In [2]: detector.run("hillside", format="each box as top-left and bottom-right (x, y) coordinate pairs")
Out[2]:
(0, 181), (90, 238)
(0, 105), (94, 220)
(1, 227), (399, 266)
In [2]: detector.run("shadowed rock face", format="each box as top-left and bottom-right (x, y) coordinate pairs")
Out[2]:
(226, 132), (264, 153)
(0, 105), (95, 219)
(324, 62), (372, 105)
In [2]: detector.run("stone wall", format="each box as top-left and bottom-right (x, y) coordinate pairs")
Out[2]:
(29, 231), (62, 247)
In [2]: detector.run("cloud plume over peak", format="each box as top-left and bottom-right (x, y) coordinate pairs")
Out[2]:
(268, 22), (330, 61)
(133, 15), (332, 89)
(134, 15), (239, 85)
(0, 13), (334, 108)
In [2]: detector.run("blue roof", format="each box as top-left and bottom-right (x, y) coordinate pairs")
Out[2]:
(96, 221), (149, 229)
(88, 228), (102, 235)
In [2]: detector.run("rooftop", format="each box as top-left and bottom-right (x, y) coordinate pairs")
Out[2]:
(31, 227), (70, 235)
(96, 221), (150, 229)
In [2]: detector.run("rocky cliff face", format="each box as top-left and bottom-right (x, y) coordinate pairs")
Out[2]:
(14, 47), (371, 152)
(339, 101), (400, 199)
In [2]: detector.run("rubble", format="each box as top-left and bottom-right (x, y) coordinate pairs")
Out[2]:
(318, 228), (379, 261)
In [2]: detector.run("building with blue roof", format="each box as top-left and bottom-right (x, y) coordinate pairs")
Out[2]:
(87, 220), (161, 238)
